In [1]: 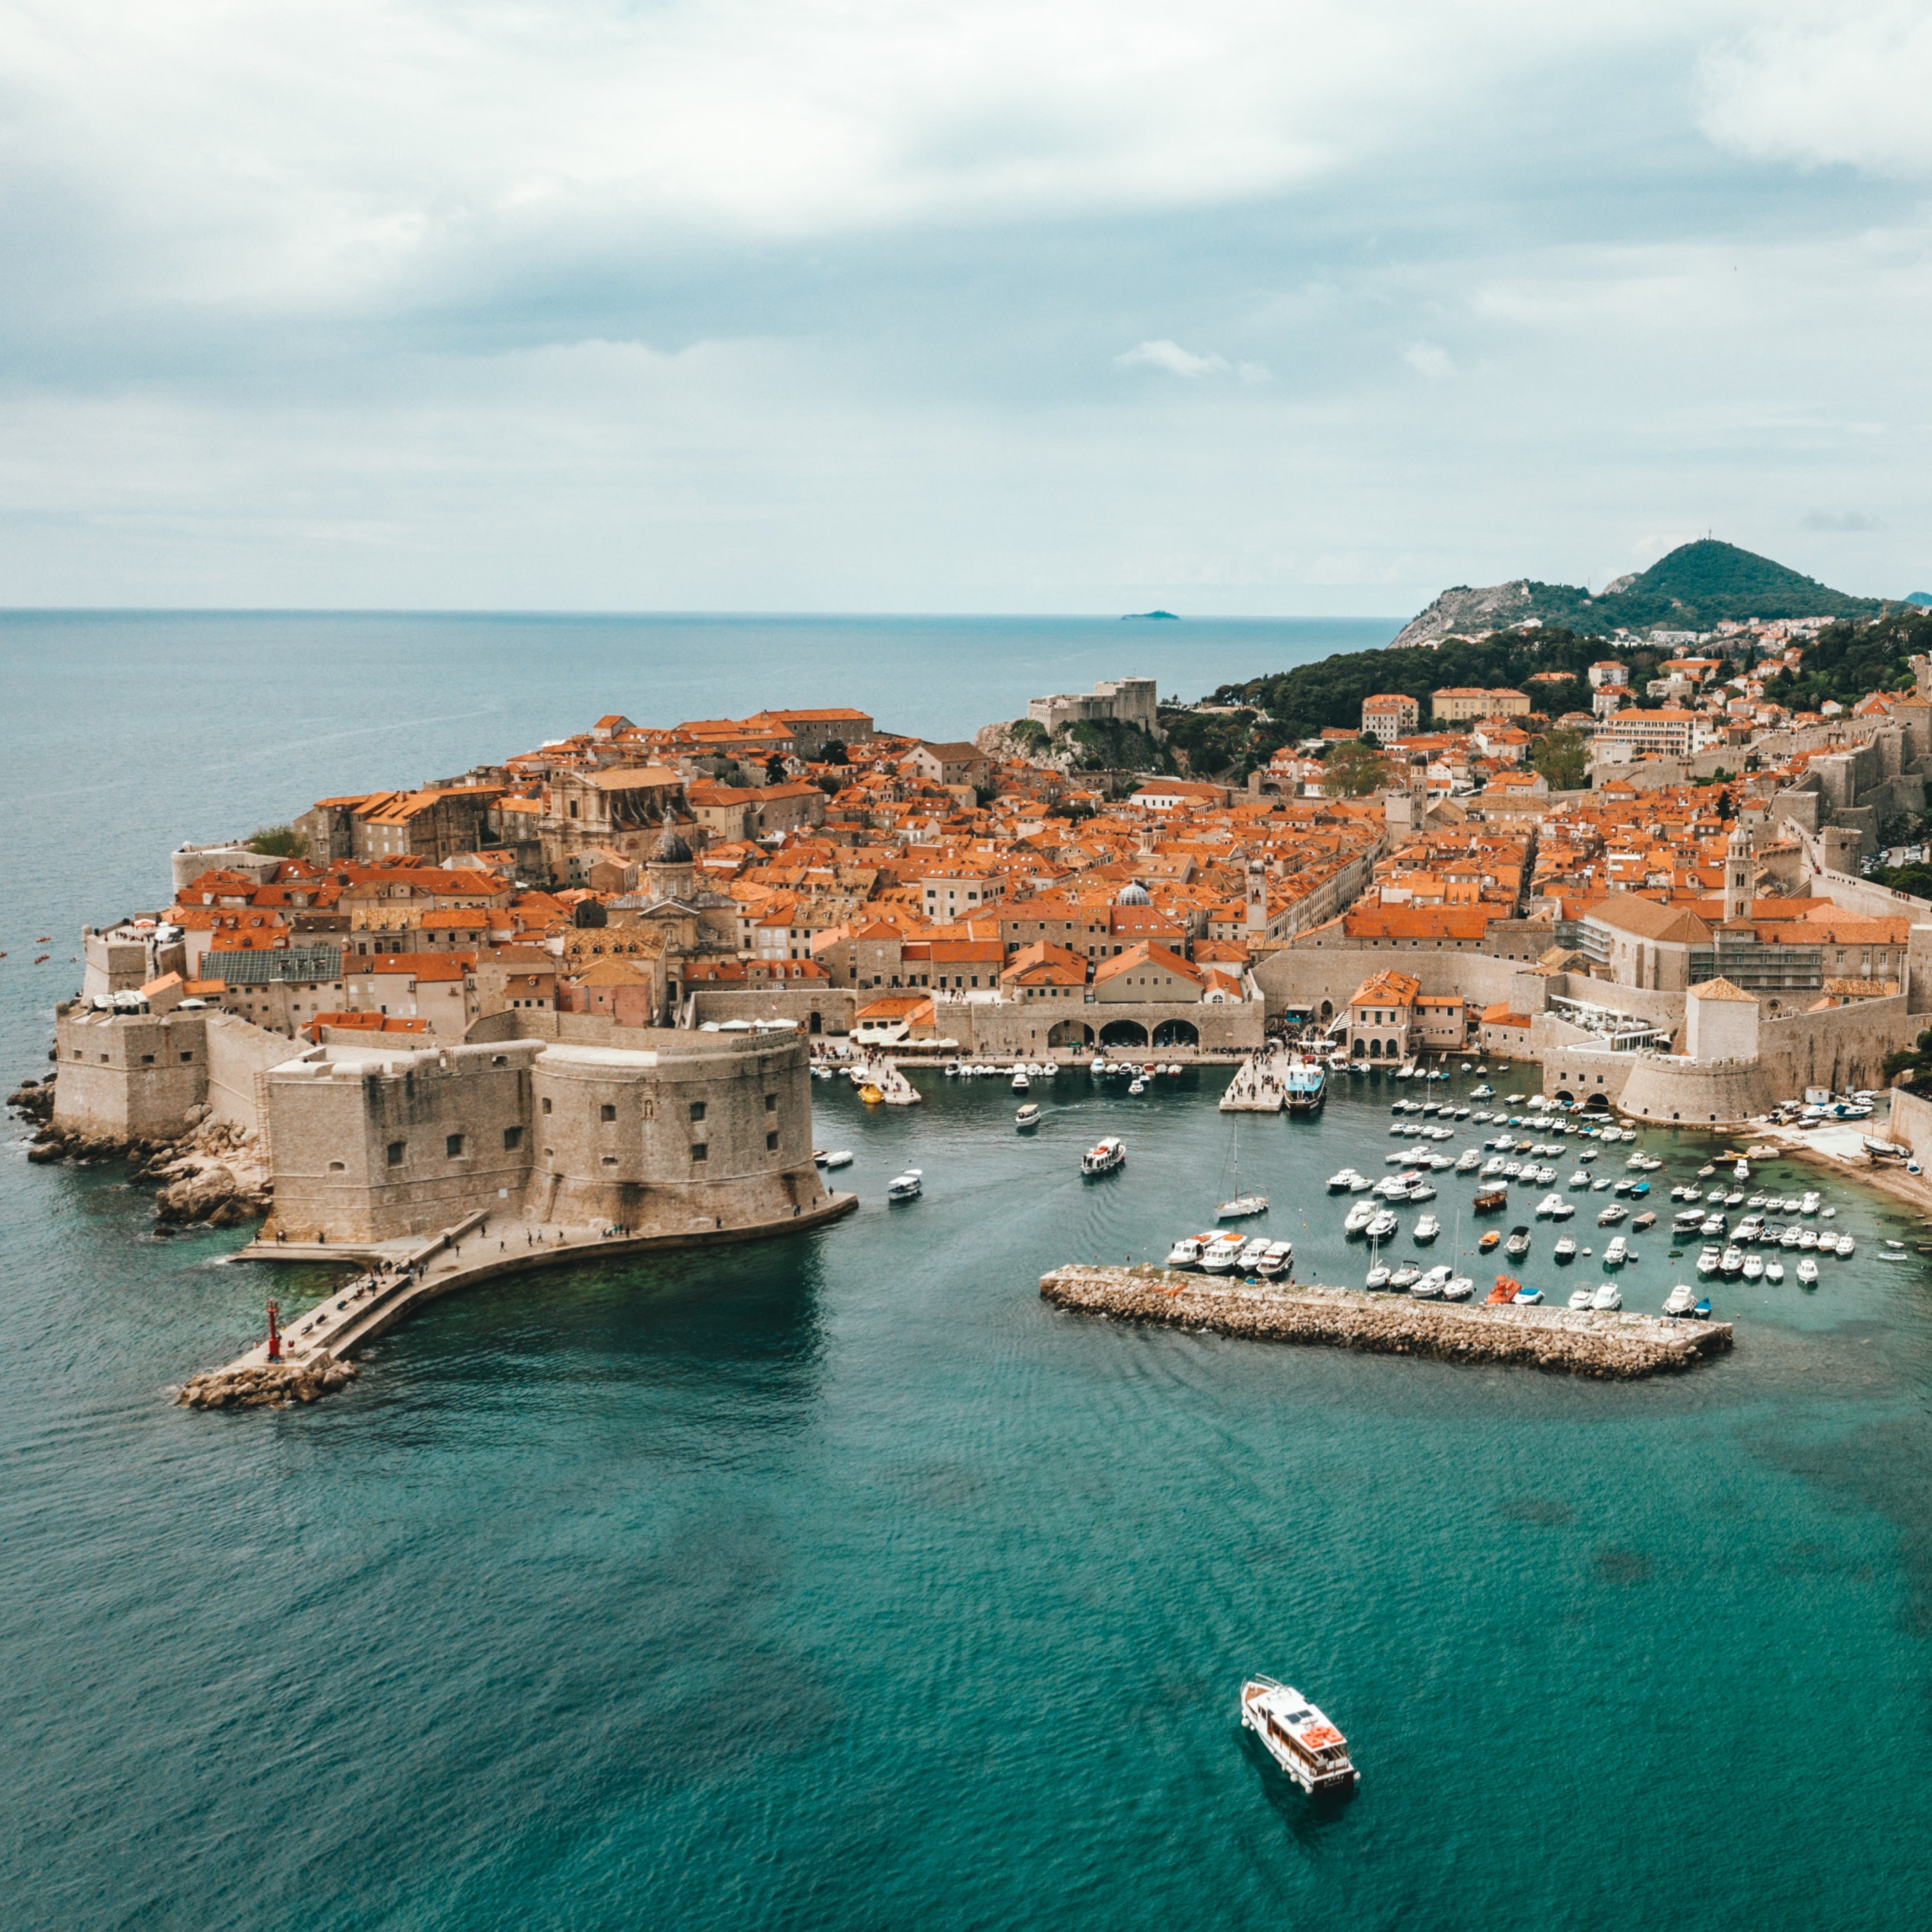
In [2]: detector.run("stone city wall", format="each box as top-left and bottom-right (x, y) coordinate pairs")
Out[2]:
(53, 1008), (211, 1140)
(1882, 1086), (1932, 1163)
(1254, 947), (1525, 1019)
(1757, 994), (1916, 1098)
(204, 1013), (296, 1139)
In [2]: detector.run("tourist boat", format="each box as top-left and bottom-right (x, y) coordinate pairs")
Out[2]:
(1553, 1235), (1577, 1262)
(1505, 1225), (1532, 1259)
(1477, 1229), (1501, 1252)
(1201, 1233), (1247, 1273)
(1591, 1282), (1621, 1310)
(816, 1149), (854, 1170)
(1603, 1235), (1629, 1267)
(1568, 1286), (1594, 1310)
(1344, 1200), (1376, 1235)
(1796, 1257), (1820, 1286)
(1257, 1241), (1293, 1278)
(1473, 1184), (1508, 1213)
(1414, 1213), (1441, 1242)
(1239, 1678), (1359, 1795)
(1664, 1284), (1698, 1316)
(886, 1168), (923, 1202)
(1081, 1136), (1126, 1177)
(1766, 1260), (1786, 1283)
(1284, 1055), (1328, 1115)
(1015, 1103), (1042, 1130)
(858, 1083), (885, 1104)
(1165, 1235), (1211, 1268)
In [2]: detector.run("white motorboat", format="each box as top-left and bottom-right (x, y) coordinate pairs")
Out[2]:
(1364, 1260), (1392, 1289)
(1328, 1168), (1363, 1192)
(1512, 1284), (1543, 1305)
(1080, 1136), (1126, 1177)
(1603, 1236), (1628, 1267)
(1797, 1227), (1818, 1251)
(1257, 1241), (1293, 1279)
(1720, 1246), (1744, 1277)
(1834, 1232), (1855, 1257)
(886, 1168), (923, 1202)
(1553, 1236), (1577, 1262)
(1414, 1213), (1441, 1242)
(1239, 1678), (1359, 1795)
(1455, 1150), (1482, 1173)
(1406, 1182), (1438, 1202)
(1741, 1253), (1764, 1281)
(1015, 1104), (1041, 1129)
(1799, 1191), (1821, 1215)
(1568, 1286), (1593, 1309)
(1200, 1233), (1246, 1273)
(1442, 1275), (1474, 1300)
(1365, 1210), (1399, 1241)
(1796, 1257), (1820, 1286)
(1733, 1159), (1750, 1181)
(1165, 1235), (1211, 1268)
(1012, 1071), (1030, 1091)
(1388, 1263), (1421, 1290)
(1344, 1200), (1377, 1235)
(1412, 1267), (1450, 1299)
(1765, 1260), (1785, 1283)
(1779, 1225), (1801, 1248)
(1597, 1203), (1627, 1226)
(1471, 1083), (1494, 1098)
(1664, 1284), (1698, 1316)
(1218, 1193), (1269, 1221)
(1695, 1246), (1722, 1277)
(1590, 1282), (1621, 1311)
(1535, 1193), (1564, 1218)
(1237, 1238), (1271, 1273)
(816, 1149), (854, 1170)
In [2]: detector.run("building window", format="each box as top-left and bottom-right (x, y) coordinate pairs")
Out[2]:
(601, 1103), (617, 1122)
(446, 1134), (465, 1157)
(141, 1053), (154, 1064)
(691, 1142), (708, 1162)
(181, 1051), (194, 1062)
(388, 1141), (405, 1165)
(542, 1096), (552, 1114)
(503, 1126), (523, 1151)
(690, 1100), (707, 1121)
(602, 1155), (617, 1167)
(766, 1129), (779, 1151)
(764, 1093), (777, 1112)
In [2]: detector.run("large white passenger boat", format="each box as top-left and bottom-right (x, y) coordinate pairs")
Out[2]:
(1080, 1136), (1126, 1177)
(1239, 1678), (1359, 1794)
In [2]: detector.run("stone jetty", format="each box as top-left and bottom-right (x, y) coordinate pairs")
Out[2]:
(1218, 1045), (1286, 1112)
(1039, 1265), (1733, 1379)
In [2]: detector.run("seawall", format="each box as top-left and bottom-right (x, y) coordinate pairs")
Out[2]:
(1039, 1265), (1732, 1379)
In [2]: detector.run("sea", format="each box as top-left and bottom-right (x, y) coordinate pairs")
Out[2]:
(4, 613), (1931, 1931)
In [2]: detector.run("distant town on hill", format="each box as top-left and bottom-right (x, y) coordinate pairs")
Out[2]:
(1390, 539), (1884, 648)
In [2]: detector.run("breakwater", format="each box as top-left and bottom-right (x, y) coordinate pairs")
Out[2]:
(1039, 1265), (1733, 1378)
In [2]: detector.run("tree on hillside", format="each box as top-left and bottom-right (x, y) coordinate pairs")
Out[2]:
(1321, 739), (1391, 797)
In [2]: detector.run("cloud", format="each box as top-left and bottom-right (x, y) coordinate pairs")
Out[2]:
(1112, 339), (1271, 382)
(1403, 342), (1455, 379)
(1801, 508), (1885, 531)
(1700, 8), (1932, 178)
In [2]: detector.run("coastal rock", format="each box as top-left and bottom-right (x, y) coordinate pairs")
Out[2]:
(176, 1355), (359, 1411)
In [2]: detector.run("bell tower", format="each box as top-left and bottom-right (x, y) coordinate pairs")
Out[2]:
(1723, 824), (1751, 923)
(1245, 859), (1268, 937)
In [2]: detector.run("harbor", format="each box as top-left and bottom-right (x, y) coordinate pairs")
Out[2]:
(1039, 1264), (1732, 1377)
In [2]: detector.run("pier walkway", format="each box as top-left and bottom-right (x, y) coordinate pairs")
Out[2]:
(182, 1192), (858, 1401)
(1041, 1264), (1732, 1379)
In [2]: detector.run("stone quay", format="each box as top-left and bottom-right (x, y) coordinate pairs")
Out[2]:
(1039, 1265), (1733, 1379)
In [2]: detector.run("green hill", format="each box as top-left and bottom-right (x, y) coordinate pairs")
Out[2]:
(1393, 539), (1883, 645)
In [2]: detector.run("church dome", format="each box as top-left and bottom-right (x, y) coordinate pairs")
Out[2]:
(1115, 881), (1151, 906)
(653, 828), (693, 864)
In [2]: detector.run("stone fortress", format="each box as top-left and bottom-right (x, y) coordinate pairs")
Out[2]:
(1026, 676), (1160, 740)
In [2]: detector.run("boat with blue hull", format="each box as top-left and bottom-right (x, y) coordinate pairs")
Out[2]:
(1284, 1053), (1328, 1115)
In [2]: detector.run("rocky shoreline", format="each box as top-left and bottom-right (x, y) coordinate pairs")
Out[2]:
(176, 1357), (359, 1409)
(1040, 1264), (1733, 1379)
(8, 1073), (272, 1229)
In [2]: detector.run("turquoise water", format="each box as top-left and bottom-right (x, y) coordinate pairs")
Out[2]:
(4, 616), (1932, 1928)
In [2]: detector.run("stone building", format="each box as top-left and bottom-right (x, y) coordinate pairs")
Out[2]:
(265, 1028), (829, 1243)
(1345, 968), (1421, 1060)
(1026, 677), (1160, 740)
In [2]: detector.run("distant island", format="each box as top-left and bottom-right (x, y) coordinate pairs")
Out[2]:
(1122, 610), (1179, 620)
(1909, 593), (1931, 608)
(1393, 539), (1883, 646)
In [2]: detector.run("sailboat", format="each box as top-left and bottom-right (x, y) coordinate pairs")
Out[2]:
(1216, 1116), (1269, 1219)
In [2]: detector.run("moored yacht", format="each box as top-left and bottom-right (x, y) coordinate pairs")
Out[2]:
(1200, 1232), (1246, 1273)
(1239, 1679), (1359, 1794)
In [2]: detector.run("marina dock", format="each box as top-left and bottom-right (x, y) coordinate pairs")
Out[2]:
(177, 1191), (859, 1408)
(1039, 1264), (1733, 1379)
(1218, 1046), (1286, 1112)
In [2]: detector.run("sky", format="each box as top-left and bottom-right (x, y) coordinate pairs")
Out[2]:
(1, 1), (1929, 616)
